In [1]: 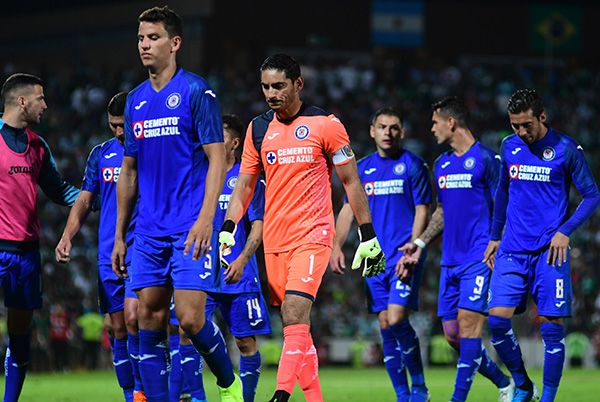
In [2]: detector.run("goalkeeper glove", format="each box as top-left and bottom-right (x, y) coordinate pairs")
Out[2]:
(352, 223), (385, 277)
(218, 220), (236, 268)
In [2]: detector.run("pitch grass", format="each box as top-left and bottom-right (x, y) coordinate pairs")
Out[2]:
(5, 366), (599, 401)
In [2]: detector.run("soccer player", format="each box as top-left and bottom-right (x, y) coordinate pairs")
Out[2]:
(483, 89), (600, 402)
(219, 54), (385, 402)
(0, 73), (80, 402)
(54, 92), (145, 402)
(111, 6), (242, 402)
(398, 97), (514, 402)
(330, 107), (432, 402)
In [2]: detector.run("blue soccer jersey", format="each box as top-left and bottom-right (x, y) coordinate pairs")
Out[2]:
(435, 142), (500, 266)
(215, 162), (265, 294)
(124, 68), (223, 236)
(82, 137), (136, 264)
(492, 129), (600, 253)
(356, 150), (432, 267)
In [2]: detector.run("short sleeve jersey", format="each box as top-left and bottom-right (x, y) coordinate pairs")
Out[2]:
(240, 105), (352, 253)
(434, 142), (500, 266)
(124, 68), (222, 236)
(214, 162), (265, 293)
(355, 150), (432, 267)
(82, 138), (136, 264)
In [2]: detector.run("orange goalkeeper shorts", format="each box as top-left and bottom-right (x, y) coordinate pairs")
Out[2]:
(264, 243), (332, 306)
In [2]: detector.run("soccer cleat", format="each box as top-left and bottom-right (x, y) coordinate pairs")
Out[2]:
(217, 373), (243, 402)
(179, 393), (191, 402)
(410, 385), (430, 402)
(268, 390), (291, 402)
(133, 390), (147, 402)
(511, 381), (539, 402)
(191, 398), (208, 402)
(498, 378), (515, 402)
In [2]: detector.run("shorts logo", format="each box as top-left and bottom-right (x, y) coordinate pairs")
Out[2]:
(463, 157), (476, 170)
(102, 167), (114, 182)
(509, 164), (519, 179)
(294, 125), (310, 140)
(266, 151), (277, 165)
(227, 176), (237, 190)
(542, 147), (555, 161)
(438, 175), (447, 189)
(393, 163), (406, 175)
(364, 182), (375, 196)
(133, 121), (145, 139)
(166, 92), (181, 109)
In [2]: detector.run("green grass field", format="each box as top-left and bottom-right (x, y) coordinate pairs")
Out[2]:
(5, 367), (599, 401)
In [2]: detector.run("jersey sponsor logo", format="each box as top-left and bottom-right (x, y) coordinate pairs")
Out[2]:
(270, 147), (315, 165)
(165, 92), (182, 109)
(393, 162), (406, 175)
(511, 147), (522, 155)
(104, 152), (118, 159)
(7, 166), (34, 175)
(294, 125), (310, 140)
(204, 89), (216, 98)
(266, 151), (277, 165)
(266, 132), (280, 140)
(363, 179), (405, 196)
(463, 157), (476, 170)
(227, 176), (237, 190)
(102, 167), (121, 182)
(509, 164), (551, 182)
(555, 301), (566, 308)
(577, 145), (583, 151)
(219, 193), (231, 210)
(133, 117), (181, 140)
(364, 168), (377, 175)
(199, 272), (211, 279)
(134, 100), (147, 110)
(441, 161), (451, 169)
(437, 173), (472, 189)
(542, 147), (555, 161)
(249, 319), (263, 327)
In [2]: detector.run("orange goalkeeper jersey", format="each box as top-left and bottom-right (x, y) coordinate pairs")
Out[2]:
(240, 104), (353, 253)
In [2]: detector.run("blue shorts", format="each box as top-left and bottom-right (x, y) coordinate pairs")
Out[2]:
(0, 250), (42, 310)
(489, 248), (572, 317)
(98, 264), (137, 314)
(438, 261), (490, 321)
(130, 231), (219, 292)
(206, 292), (271, 338)
(365, 251), (425, 314)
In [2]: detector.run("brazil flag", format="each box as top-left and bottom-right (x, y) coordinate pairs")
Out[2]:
(531, 5), (582, 53)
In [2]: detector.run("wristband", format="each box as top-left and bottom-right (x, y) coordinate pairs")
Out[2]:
(221, 219), (236, 233)
(414, 238), (426, 249)
(358, 223), (376, 241)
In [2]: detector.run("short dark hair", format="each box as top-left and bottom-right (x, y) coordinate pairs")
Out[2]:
(1, 73), (43, 105)
(139, 6), (183, 38)
(432, 96), (470, 128)
(260, 54), (301, 81)
(507, 89), (544, 118)
(371, 107), (403, 126)
(222, 114), (245, 141)
(107, 92), (128, 116)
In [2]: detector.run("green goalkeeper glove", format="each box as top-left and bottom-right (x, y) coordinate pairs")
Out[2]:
(218, 220), (236, 268)
(351, 223), (386, 277)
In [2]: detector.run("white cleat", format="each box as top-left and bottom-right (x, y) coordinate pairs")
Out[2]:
(497, 378), (515, 402)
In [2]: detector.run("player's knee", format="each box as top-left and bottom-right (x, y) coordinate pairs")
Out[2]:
(281, 298), (311, 326)
(178, 312), (205, 336)
(457, 312), (483, 338)
(444, 332), (460, 350)
(124, 309), (138, 333)
(112, 320), (128, 340)
(377, 311), (390, 329)
(235, 336), (257, 356)
(387, 307), (409, 326)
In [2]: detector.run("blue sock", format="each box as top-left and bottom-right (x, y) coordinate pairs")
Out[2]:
(139, 329), (170, 401)
(380, 328), (409, 400)
(478, 345), (510, 388)
(389, 320), (426, 388)
(488, 315), (531, 389)
(180, 344), (206, 400)
(3, 334), (30, 402)
(240, 351), (261, 402)
(113, 338), (134, 402)
(540, 323), (565, 402)
(451, 338), (482, 402)
(187, 321), (234, 388)
(169, 334), (183, 402)
(127, 333), (143, 392)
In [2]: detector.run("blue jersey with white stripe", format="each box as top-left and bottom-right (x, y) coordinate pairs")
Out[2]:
(124, 68), (223, 235)
(355, 150), (432, 267)
(434, 142), (500, 266)
(215, 162), (265, 294)
(492, 128), (600, 253)
(82, 138), (135, 264)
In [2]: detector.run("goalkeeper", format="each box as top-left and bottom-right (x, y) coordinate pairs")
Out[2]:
(330, 107), (432, 402)
(219, 54), (384, 402)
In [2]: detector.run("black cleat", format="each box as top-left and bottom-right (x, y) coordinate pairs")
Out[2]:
(268, 390), (291, 402)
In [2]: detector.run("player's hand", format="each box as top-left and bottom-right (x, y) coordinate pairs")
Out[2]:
(399, 242), (418, 257)
(352, 237), (386, 277)
(483, 240), (500, 270)
(184, 215), (213, 260)
(218, 219), (237, 268)
(396, 245), (421, 283)
(55, 236), (72, 264)
(111, 237), (128, 278)
(223, 255), (245, 284)
(329, 243), (346, 275)
(547, 231), (570, 267)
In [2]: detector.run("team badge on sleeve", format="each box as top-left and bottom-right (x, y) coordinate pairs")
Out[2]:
(463, 157), (476, 170)
(294, 125), (310, 140)
(332, 144), (354, 165)
(166, 92), (181, 109)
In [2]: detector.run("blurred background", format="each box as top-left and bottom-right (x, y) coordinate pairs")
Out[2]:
(1, 0), (599, 371)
